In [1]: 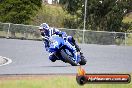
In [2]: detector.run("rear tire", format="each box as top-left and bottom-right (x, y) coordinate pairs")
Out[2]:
(79, 56), (87, 65)
(60, 49), (77, 66)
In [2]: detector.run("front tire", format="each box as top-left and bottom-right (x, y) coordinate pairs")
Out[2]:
(60, 49), (77, 66)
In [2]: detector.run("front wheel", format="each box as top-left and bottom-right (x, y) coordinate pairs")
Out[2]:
(60, 49), (77, 66)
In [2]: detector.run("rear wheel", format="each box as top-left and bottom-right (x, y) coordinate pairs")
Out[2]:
(79, 56), (87, 65)
(60, 49), (77, 66)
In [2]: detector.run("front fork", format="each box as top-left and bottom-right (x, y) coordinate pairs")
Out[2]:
(64, 40), (80, 63)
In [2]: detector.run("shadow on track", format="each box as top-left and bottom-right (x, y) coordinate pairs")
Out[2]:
(41, 65), (72, 68)
(41, 64), (88, 68)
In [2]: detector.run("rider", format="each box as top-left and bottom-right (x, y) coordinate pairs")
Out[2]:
(39, 23), (82, 62)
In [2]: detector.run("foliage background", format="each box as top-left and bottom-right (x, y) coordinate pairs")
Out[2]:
(0, 0), (131, 32)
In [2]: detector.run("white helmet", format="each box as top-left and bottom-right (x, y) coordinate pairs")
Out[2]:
(39, 23), (49, 30)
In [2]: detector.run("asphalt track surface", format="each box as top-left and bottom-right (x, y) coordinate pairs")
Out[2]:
(0, 38), (132, 75)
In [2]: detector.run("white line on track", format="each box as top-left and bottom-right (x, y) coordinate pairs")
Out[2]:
(0, 56), (12, 66)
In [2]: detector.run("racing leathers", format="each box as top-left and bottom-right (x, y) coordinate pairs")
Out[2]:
(41, 27), (81, 62)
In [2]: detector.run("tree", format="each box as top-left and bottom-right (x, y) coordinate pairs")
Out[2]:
(59, 0), (83, 28)
(89, 0), (131, 32)
(60, 0), (131, 32)
(31, 4), (66, 28)
(0, 0), (42, 24)
(60, 0), (82, 15)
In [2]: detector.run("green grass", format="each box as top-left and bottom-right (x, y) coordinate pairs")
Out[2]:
(126, 33), (132, 46)
(31, 4), (67, 28)
(123, 13), (132, 23)
(0, 31), (7, 37)
(0, 76), (132, 88)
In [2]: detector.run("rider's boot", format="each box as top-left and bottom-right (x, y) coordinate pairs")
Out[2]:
(70, 37), (81, 52)
(72, 40), (83, 56)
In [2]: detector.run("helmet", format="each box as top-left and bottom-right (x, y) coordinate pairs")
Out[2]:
(39, 23), (49, 30)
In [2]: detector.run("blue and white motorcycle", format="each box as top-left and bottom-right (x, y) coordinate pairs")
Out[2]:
(48, 34), (87, 66)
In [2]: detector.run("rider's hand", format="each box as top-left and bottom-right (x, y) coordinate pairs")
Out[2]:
(45, 47), (49, 51)
(63, 37), (67, 41)
(58, 33), (62, 37)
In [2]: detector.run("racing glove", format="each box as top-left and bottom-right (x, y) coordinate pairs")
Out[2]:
(45, 47), (49, 51)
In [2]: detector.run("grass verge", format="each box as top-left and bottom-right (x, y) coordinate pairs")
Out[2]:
(0, 75), (131, 88)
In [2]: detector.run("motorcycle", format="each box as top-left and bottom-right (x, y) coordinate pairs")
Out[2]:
(48, 34), (87, 66)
